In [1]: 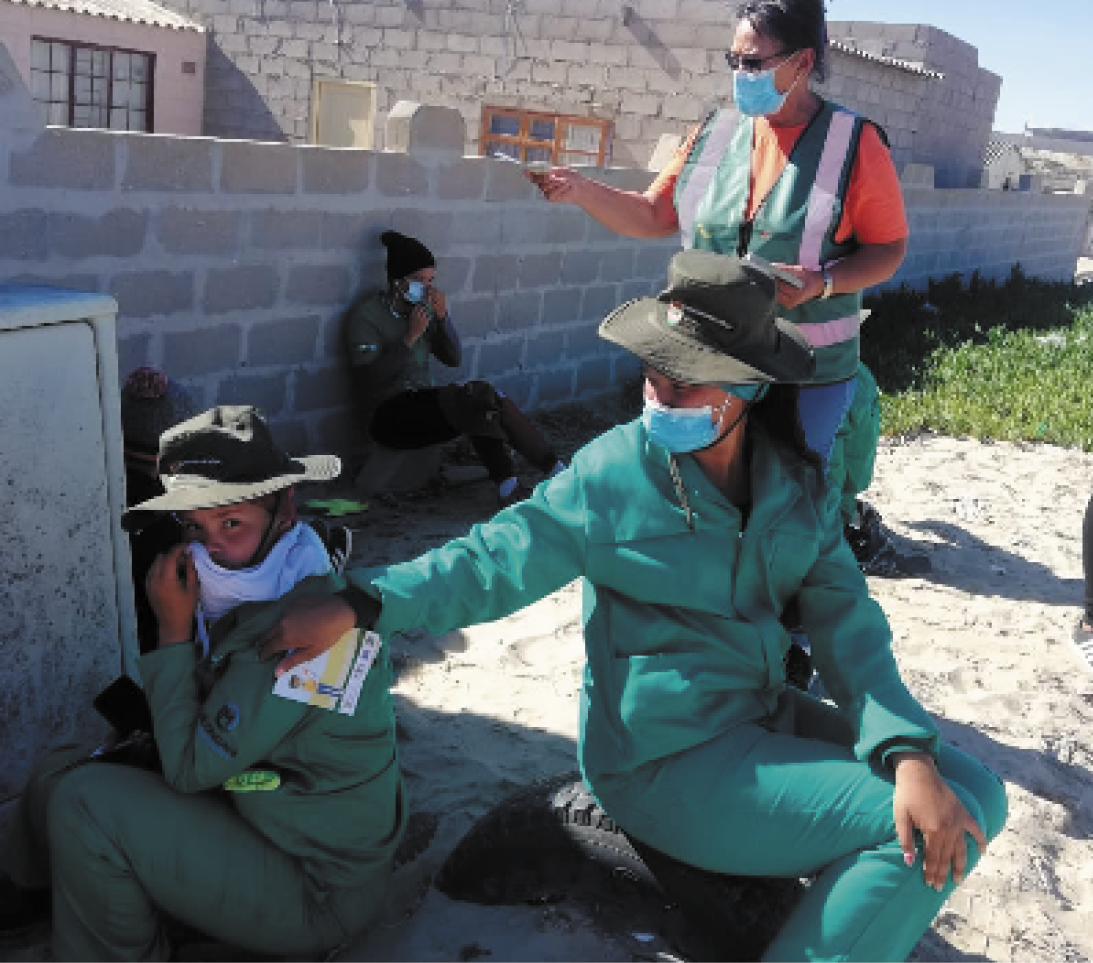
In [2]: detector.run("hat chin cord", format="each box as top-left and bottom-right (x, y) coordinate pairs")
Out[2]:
(244, 490), (288, 569)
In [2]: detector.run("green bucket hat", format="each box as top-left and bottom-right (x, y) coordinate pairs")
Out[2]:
(121, 405), (339, 530)
(599, 250), (816, 385)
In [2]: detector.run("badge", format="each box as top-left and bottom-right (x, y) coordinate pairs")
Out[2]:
(215, 703), (240, 731)
(223, 770), (281, 792)
(665, 302), (684, 327)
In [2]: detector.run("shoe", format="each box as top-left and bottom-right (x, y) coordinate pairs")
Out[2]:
(784, 640), (813, 692)
(310, 520), (352, 575)
(844, 500), (931, 578)
(1072, 618), (1093, 672)
(0, 874), (50, 940)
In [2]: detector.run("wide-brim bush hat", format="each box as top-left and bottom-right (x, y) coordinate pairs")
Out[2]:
(598, 250), (816, 385)
(121, 405), (339, 530)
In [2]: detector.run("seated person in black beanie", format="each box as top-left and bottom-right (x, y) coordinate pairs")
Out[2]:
(342, 230), (565, 508)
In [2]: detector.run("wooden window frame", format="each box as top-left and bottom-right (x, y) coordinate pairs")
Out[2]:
(30, 36), (155, 133)
(480, 106), (612, 167)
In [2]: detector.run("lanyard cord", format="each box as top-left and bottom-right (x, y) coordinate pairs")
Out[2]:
(668, 455), (694, 532)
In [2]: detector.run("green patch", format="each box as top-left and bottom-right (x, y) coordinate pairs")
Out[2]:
(862, 266), (1093, 450)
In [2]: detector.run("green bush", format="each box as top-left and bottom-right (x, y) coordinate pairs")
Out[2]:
(862, 267), (1093, 448)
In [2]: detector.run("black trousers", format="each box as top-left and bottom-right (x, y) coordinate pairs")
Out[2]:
(369, 389), (515, 483)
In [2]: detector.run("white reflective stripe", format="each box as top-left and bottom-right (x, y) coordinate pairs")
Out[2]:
(798, 111), (857, 270)
(796, 313), (861, 348)
(677, 111), (739, 250)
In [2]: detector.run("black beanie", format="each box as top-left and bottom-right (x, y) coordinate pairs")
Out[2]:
(381, 230), (435, 281)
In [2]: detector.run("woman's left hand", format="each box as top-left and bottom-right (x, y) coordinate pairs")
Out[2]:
(769, 263), (824, 309)
(146, 544), (199, 648)
(428, 285), (447, 321)
(891, 752), (988, 891)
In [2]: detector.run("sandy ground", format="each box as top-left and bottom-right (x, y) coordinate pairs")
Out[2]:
(3, 410), (1092, 963)
(310, 429), (1093, 963)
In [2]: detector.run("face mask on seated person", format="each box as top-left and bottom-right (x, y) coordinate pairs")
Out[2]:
(403, 280), (427, 304)
(642, 384), (766, 454)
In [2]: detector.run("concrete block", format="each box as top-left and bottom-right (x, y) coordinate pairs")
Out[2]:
(561, 250), (604, 284)
(284, 264), (355, 307)
(534, 368), (575, 405)
(204, 264), (279, 313)
(635, 245), (672, 279)
(322, 212), (387, 252)
(575, 356), (613, 396)
(519, 252), (563, 289)
(217, 370), (289, 415)
(472, 254), (522, 294)
(621, 278), (658, 301)
(567, 322), (607, 359)
(476, 336), (525, 376)
(9, 128), (115, 189)
(249, 209), (325, 250)
(0, 209), (47, 260)
(301, 146), (372, 193)
(447, 295), (498, 339)
(385, 101), (464, 159)
(157, 208), (242, 256)
(497, 290), (542, 330)
(489, 373), (531, 410)
(50, 209), (149, 259)
(294, 363), (353, 412)
(247, 314), (322, 367)
(599, 248), (636, 282)
(116, 332), (152, 378)
(123, 135), (214, 192)
(163, 323), (243, 378)
(542, 287), (583, 325)
(109, 270), (195, 319)
(531, 61), (568, 84)
(374, 150), (428, 196)
(435, 255), (471, 294)
(268, 416), (309, 458)
(485, 159), (539, 201)
(436, 158), (488, 200)
(389, 209), (455, 253)
(581, 283), (621, 321)
(524, 330), (565, 367)
(220, 141), (298, 193)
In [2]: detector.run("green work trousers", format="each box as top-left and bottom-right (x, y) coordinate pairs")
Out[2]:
(592, 689), (1007, 963)
(828, 363), (882, 524)
(4, 744), (382, 962)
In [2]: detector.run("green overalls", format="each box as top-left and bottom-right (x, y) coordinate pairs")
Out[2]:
(353, 420), (1006, 962)
(5, 575), (405, 961)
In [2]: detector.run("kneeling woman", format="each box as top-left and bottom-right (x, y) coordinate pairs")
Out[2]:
(2, 408), (404, 961)
(267, 252), (1006, 962)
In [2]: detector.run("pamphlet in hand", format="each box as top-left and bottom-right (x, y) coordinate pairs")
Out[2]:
(743, 252), (805, 289)
(272, 629), (381, 716)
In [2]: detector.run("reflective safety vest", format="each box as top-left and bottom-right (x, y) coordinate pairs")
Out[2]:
(674, 101), (869, 385)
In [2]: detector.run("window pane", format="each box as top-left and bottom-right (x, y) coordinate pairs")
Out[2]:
(52, 73), (69, 100)
(565, 123), (602, 153)
(488, 113), (520, 136)
(31, 72), (50, 99)
(74, 75), (91, 100)
(525, 146), (552, 164)
(529, 118), (554, 141)
(559, 151), (598, 167)
(132, 56), (148, 82)
(91, 78), (108, 106)
(113, 53), (130, 81)
(75, 47), (91, 70)
(129, 82), (147, 109)
(72, 105), (90, 126)
(52, 42), (70, 70)
(48, 101), (68, 125)
(484, 140), (519, 160)
(31, 40), (50, 70)
(92, 50), (107, 76)
(110, 107), (128, 130)
(130, 109), (147, 132)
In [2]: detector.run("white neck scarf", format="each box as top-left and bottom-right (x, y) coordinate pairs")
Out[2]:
(190, 522), (331, 648)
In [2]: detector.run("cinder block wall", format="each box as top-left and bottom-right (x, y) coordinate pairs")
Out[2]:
(153, 0), (995, 182)
(0, 101), (674, 461)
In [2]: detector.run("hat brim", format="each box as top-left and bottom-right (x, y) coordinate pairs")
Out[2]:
(121, 455), (340, 531)
(598, 296), (815, 385)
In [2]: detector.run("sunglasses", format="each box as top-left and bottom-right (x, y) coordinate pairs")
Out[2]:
(725, 50), (793, 72)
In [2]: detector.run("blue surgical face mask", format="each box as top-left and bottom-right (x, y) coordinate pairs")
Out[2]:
(733, 58), (802, 117)
(642, 384), (767, 454)
(404, 280), (427, 303)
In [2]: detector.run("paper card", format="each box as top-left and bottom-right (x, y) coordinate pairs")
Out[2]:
(272, 629), (381, 716)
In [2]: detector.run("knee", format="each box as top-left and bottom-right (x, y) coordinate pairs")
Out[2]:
(45, 765), (117, 854)
(951, 765), (1008, 849)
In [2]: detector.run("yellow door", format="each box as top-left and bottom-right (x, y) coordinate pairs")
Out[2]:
(310, 79), (376, 148)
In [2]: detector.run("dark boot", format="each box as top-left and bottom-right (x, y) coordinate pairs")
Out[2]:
(0, 874), (50, 940)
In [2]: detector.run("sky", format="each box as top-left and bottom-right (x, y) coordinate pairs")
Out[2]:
(825, 0), (1093, 134)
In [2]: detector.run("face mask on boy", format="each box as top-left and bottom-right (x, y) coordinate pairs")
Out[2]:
(642, 383), (766, 454)
(404, 280), (427, 304)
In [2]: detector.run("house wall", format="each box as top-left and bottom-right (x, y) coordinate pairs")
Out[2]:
(0, 2), (206, 135)
(151, 0), (996, 185)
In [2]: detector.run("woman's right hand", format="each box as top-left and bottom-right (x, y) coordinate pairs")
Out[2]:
(258, 596), (358, 675)
(531, 167), (587, 204)
(146, 544), (199, 648)
(405, 303), (431, 345)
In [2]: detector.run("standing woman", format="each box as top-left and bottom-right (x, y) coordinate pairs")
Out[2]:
(537, 0), (908, 471)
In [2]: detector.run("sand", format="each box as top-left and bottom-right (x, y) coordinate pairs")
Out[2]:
(332, 427), (1093, 963)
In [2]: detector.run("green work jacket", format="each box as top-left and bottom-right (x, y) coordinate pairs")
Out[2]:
(138, 575), (405, 896)
(675, 101), (871, 384)
(360, 420), (938, 786)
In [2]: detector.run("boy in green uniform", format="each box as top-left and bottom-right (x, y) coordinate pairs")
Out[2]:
(0, 406), (404, 961)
